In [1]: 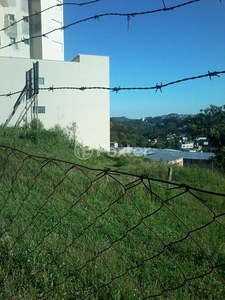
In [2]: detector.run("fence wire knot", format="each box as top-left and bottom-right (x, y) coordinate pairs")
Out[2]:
(96, 168), (110, 178)
(179, 183), (190, 191)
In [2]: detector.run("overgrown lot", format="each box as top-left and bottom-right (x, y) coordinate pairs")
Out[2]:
(0, 126), (224, 299)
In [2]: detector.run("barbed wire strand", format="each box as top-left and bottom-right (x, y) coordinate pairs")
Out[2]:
(0, 0), (204, 51)
(0, 70), (224, 98)
(0, 0), (102, 33)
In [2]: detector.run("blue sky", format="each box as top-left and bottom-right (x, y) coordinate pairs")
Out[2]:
(64, 0), (225, 118)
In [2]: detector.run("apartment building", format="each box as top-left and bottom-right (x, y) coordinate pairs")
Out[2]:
(0, 0), (64, 60)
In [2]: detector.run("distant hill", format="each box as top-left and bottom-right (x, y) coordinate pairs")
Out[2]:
(111, 116), (135, 122)
(111, 113), (188, 123)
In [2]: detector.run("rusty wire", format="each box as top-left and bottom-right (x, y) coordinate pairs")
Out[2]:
(0, 70), (224, 98)
(0, 0), (204, 51)
(0, 144), (224, 299)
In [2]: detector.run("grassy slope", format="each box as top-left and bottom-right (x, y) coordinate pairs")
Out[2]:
(0, 126), (225, 299)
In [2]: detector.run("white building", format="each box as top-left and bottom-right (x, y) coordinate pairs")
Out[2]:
(0, 1), (110, 151)
(179, 141), (194, 150)
(0, 55), (110, 150)
(0, 0), (64, 60)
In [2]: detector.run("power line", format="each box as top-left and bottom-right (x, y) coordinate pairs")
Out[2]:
(0, 70), (224, 98)
(0, 0), (204, 51)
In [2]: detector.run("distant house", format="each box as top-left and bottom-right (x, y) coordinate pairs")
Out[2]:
(147, 153), (183, 166)
(149, 139), (157, 145)
(196, 137), (209, 147)
(179, 141), (194, 150)
(120, 147), (213, 169)
(110, 142), (118, 150)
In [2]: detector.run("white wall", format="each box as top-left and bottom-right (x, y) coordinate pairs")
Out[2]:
(39, 0), (64, 60)
(0, 54), (110, 150)
(180, 142), (194, 149)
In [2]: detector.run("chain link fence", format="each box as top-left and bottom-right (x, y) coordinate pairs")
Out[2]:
(0, 145), (224, 299)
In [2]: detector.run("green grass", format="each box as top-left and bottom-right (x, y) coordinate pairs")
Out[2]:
(0, 125), (225, 299)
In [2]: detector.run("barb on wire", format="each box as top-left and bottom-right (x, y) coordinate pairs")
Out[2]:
(79, 86), (87, 91)
(155, 82), (163, 93)
(127, 13), (135, 30)
(48, 85), (54, 92)
(6, 92), (12, 97)
(0, 0), (202, 51)
(0, 0), (102, 33)
(162, 0), (167, 10)
(208, 71), (220, 80)
(94, 15), (100, 21)
(0, 70), (224, 98)
(112, 86), (121, 93)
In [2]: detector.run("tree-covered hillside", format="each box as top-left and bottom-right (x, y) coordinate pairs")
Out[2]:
(111, 105), (225, 171)
(111, 113), (188, 148)
(111, 105), (225, 148)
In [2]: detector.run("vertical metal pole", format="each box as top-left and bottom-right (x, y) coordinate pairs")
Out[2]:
(25, 98), (28, 127)
(33, 62), (39, 123)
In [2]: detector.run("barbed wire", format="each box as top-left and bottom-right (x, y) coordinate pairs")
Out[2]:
(0, 144), (224, 299)
(0, 0), (205, 51)
(0, 70), (224, 98)
(0, 0), (101, 33)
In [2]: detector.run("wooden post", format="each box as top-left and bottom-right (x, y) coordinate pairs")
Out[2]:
(168, 166), (173, 182)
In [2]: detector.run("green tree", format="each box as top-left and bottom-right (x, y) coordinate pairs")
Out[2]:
(187, 105), (225, 171)
(187, 105), (225, 146)
(214, 146), (225, 172)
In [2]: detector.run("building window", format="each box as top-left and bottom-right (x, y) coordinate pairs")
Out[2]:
(39, 77), (45, 85)
(33, 106), (46, 114)
(8, 14), (15, 21)
(10, 37), (16, 44)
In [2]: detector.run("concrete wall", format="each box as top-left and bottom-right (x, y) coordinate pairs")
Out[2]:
(0, 54), (110, 150)
(40, 0), (64, 60)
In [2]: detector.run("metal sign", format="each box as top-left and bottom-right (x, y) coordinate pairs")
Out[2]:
(26, 61), (39, 99)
